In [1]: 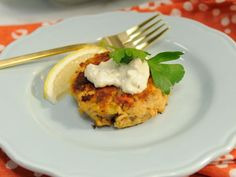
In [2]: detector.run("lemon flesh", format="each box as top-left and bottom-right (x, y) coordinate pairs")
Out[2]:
(44, 44), (107, 103)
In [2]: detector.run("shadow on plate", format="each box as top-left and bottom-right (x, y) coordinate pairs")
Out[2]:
(30, 64), (116, 131)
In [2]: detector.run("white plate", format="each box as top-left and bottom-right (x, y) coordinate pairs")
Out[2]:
(0, 12), (236, 177)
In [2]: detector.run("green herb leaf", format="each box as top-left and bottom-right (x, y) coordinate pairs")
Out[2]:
(109, 48), (126, 63)
(110, 48), (150, 64)
(149, 63), (185, 94)
(148, 51), (184, 65)
(124, 48), (150, 60)
(150, 66), (173, 94)
(148, 52), (185, 94)
(149, 63), (185, 85)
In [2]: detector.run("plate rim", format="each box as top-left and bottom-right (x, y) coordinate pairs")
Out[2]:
(0, 11), (236, 177)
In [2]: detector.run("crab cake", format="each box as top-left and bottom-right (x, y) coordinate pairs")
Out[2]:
(70, 52), (168, 128)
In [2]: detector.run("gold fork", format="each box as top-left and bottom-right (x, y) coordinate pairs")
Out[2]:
(0, 14), (169, 69)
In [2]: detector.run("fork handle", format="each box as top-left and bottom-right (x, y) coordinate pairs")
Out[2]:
(0, 43), (89, 69)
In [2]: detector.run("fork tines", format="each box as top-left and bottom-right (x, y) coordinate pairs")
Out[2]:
(125, 14), (169, 49)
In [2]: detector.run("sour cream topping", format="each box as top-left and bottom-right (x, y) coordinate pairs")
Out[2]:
(84, 59), (150, 94)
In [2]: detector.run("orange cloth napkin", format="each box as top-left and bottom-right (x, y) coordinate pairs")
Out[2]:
(0, 0), (236, 177)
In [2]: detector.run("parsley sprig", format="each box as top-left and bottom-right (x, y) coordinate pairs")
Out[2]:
(110, 48), (150, 64)
(106, 47), (185, 95)
(148, 51), (185, 94)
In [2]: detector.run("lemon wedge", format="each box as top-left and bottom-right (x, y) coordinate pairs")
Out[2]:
(44, 44), (108, 103)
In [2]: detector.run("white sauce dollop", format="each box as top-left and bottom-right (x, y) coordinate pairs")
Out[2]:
(84, 59), (150, 94)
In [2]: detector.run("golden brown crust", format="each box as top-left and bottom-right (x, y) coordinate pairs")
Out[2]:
(70, 52), (168, 128)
